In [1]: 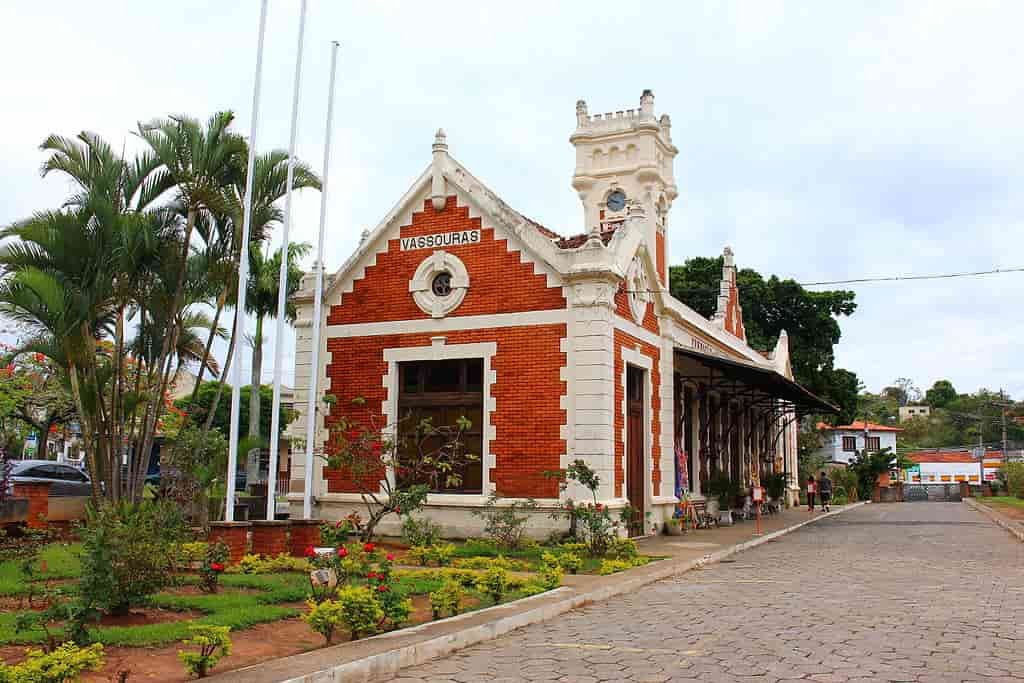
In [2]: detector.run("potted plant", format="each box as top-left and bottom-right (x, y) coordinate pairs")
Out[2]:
(705, 472), (734, 525)
(764, 473), (786, 506)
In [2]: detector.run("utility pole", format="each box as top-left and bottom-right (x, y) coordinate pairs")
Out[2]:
(1000, 388), (1009, 461)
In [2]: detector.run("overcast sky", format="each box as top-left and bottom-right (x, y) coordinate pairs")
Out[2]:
(1, 1), (1021, 399)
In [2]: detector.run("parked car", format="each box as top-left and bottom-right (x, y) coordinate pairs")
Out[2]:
(7, 459), (92, 497)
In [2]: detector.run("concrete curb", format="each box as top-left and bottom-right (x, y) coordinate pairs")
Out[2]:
(247, 502), (866, 683)
(963, 497), (1024, 542)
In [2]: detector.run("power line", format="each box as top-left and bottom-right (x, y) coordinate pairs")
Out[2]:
(798, 267), (1024, 287)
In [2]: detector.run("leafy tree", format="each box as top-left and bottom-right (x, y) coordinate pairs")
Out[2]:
(847, 447), (913, 500)
(174, 381), (289, 441)
(670, 257), (858, 422)
(925, 380), (958, 408)
(244, 241), (310, 482)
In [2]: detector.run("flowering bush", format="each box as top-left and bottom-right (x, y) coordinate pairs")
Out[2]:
(429, 579), (464, 620)
(179, 542), (209, 564)
(546, 460), (620, 556)
(475, 565), (510, 603)
(407, 543), (456, 567)
(178, 625), (231, 678)
(319, 518), (356, 548)
(229, 553), (312, 575)
(303, 598), (347, 644)
(597, 555), (649, 575)
(607, 538), (639, 561)
(198, 541), (228, 594)
(0, 642), (104, 683)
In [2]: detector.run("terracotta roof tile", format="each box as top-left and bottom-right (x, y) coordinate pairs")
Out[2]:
(816, 421), (903, 432)
(906, 449), (1004, 464)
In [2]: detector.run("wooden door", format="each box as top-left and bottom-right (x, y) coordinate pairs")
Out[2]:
(626, 366), (645, 536)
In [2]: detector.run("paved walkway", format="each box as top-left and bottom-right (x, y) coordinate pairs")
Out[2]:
(382, 503), (1024, 682)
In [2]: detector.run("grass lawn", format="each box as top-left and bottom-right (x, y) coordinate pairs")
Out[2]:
(984, 496), (1024, 510)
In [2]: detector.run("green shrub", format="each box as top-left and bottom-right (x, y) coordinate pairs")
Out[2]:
(227, 552), (313, 576)
(450, 555), (528, 571)
(475, 566), (510, 603)
(429, 543), (455, 567)
(607, 538), (639, 561)
(78, 500), (186, 615)
(303, 599), (346, 644)
(472, 495), (538, 551)
(557, 552), (583, 575)
(559, 542), (587, 555)
(180, 542), (209, 564)
(199, 541), (229, 594)
(177, 625), (231, 679)
(335, 586), (384, 640)
(401, 515), (443, 547)
(428, 579), (464, 620)
(0, 642), (104, 683)
(598, 559), (635, 575)
(1005, 463), (1024, 498)
(537, 554), (563, 590)
(407, 546), (432, 567)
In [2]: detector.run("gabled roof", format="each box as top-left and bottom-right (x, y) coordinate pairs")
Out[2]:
(305, 133), (789, 372)
(817, 421), (903, 433)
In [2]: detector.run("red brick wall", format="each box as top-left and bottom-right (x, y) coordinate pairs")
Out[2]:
(323, 325), (567, 499)
(614, 284), (660, 335)
(327, 196), (565, 325)
(613, 330), (662, 499)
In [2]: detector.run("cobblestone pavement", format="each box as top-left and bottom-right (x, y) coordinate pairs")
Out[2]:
(383, 503), (1024, 682)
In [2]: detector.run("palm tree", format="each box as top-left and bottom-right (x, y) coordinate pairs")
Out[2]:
(133, 112), (246, 496)
(243, 241), (311, 483)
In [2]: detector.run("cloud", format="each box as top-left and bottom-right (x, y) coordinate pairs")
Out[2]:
(1, 1), (1021, 398)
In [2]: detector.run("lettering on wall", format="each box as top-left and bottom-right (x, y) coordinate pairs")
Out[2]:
(400, 229), (481, 251)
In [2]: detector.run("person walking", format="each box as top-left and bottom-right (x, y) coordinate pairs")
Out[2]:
(806, 475), (816, 513)
(818, 470), (833, 512)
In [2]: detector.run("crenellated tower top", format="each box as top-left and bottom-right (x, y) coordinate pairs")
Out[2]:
(570, 90), (679, 284)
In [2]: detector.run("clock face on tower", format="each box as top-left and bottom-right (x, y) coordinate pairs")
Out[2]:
(606, 190), (626, 212)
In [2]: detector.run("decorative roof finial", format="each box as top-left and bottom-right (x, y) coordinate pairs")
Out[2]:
(640, 89), (655, 118)
(431, 129), (448, 212)
(359, 228), (370, 244)
(432, 128), (448, 153)
(576, 99), (589, 126)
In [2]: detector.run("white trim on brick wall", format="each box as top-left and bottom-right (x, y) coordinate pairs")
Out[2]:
(326, 309), (568, 339)
(383, 338), (498, 501)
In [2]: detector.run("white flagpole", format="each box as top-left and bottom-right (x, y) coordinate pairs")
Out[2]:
(266, 0), (308, 522)
(303, 41), (340, 520)
(225, 0), (269, 522)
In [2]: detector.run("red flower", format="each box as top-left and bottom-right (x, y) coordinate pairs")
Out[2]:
(304, 545), (316, 558)
(363, 543), (375, 553)
(393, 507), (401, 514)
(377, 585), (388, 592)
(335, 520), (345, 528)
(209, 562), (225, 572)
(595, 503), (603, 511)
(337, 546), (348, 558)
(366, 572), (378, 580)
(386, 553), (395, 562)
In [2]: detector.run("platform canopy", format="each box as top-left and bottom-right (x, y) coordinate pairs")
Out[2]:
(674, 347), (838, 416)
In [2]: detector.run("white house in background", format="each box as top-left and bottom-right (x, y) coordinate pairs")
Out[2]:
(903, 449), (998, 484)
(815, 421), (902, 465)
(898, 405), (931, 422)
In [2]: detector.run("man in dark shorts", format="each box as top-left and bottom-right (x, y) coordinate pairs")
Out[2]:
(818, 470), (833, 512)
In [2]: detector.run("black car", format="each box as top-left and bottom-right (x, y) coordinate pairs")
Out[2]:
(8, 460), (92, 497)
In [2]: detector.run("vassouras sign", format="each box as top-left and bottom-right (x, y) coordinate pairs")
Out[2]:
(400, 229), (481, 251)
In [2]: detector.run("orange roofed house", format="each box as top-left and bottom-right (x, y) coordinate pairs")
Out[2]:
(286, 91), (836, 537)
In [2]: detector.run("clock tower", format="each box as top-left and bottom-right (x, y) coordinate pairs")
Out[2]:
(570, 89), (678, 284)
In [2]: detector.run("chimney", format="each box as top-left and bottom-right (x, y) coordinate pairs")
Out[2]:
(639, 89), (655, 119)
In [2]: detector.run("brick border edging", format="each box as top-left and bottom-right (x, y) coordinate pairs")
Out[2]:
(242, 502), (866, 683)
(963, 497), (1024, 542)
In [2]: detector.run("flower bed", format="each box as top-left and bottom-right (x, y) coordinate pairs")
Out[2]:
(0, 541), (566, 681)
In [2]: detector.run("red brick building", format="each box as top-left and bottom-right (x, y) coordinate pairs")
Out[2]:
(287, 91), (834, 536)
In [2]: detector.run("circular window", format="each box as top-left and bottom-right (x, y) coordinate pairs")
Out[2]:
(431, 271), (452, 297)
